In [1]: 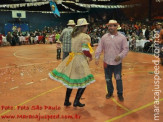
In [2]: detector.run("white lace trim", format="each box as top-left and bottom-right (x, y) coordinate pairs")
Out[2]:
(82, 48), (90, 51)
(48, 73), (95, 89)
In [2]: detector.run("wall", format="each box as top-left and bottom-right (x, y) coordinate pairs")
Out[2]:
(0, 11), (88, 34)
(121, 0), (163, 20)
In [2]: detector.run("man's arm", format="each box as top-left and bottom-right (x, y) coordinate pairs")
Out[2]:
(118, 37), (129, 59)
(95, 38), (104, 60)
(59, 29), (65, 43)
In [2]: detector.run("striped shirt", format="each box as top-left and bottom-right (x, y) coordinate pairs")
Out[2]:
(59, 27), (73, 52)
(95, 32), (129, 65)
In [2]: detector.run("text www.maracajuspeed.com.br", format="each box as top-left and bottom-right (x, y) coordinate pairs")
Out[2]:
(1, 113), (81, 121)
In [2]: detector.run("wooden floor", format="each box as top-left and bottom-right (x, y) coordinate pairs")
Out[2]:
(0, 44), (162, 122)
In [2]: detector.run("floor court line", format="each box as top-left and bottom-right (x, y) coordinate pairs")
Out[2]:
(101, 70), (154, 112)
(40, 78), (48, 81)
(105, 98), (163, 122)
(0, 61), (58, 70)
(25, 82), (34, 85)
(105, 86), (130, 112)
(0, 85), (64, 116)
(10, 86), (19, 90)
(0, 70), (158, 120)
(13, 51), (57, 60)
(111, 98), (130, 112)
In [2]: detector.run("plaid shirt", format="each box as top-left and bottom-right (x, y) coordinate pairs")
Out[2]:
(95, 32), (129, 65)
(60, 27), (73, 52)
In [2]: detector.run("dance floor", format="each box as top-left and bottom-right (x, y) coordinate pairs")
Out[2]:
(0, 44), (162, 122)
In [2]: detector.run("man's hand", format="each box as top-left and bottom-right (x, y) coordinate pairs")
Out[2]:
(114, 56), (121, 62)
(89, 57), (93, 62)
(95, 59), (99, 65)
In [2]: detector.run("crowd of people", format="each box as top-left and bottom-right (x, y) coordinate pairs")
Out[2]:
(88, 21), (162, 53)
(0, 18), (163, 107)
(0, 20), (162, 55)
(0, 26), (63, 46)
(50, 18), (163, 108)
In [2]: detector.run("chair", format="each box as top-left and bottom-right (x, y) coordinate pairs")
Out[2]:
(147, 43), (154, 53)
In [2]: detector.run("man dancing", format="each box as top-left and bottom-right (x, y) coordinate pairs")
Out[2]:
(95, 20), (129, 101)
(59, 20), (76, 60)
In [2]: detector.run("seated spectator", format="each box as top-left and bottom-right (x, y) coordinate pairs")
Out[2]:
(6, 32), (13, 46)
(131, 32), (139, 40)
(130, 37), (136, 51)
(139, 32), (146, 40)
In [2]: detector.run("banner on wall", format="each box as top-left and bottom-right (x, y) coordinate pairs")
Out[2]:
(4, 23), (29, 35)
(49, 0), (60, 17)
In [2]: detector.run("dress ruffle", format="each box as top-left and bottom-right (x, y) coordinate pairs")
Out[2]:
(49, 69), (95, 89)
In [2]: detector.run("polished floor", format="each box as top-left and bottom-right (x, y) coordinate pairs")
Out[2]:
(0, 44), (162, 122)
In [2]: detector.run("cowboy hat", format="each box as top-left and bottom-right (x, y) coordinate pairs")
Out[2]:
(67, 20), (76, 26)
(117, 25), (121, 30)
(76, 18), (89, 27)
(156, 22), (162, 25)
(107, 20), (119, 26)
(93, 43), (98, 46)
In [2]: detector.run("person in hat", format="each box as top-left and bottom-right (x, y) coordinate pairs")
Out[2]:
(153, 22), (162, 38)
(60, 20), (76, 60)
(117, 25), (126, 36)
(56, 40), (62, 60)
(139, 25), (149, 40)
(49, 18), (95, 107)
(95, 20), (129, 102)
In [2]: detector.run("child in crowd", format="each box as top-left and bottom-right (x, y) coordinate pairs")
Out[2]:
(56, 40), (61, 60)
(130, 37), (136, 51)
(49, 34), (53, 44)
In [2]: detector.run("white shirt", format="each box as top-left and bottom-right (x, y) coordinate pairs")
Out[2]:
(142, 29), (146, 36)
(111, 35), (115, 38)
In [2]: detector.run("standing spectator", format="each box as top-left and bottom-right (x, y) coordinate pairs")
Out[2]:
(30, 32), (35, 44)
(117, 25), (126, 36)
(119, 24), (126, 35)
(12, 32), (20, 46)
(153, 22), (162, 40)
(56, 40), (62, 60)
(42, 31), (46, 44)
(140, 25), (149, 40)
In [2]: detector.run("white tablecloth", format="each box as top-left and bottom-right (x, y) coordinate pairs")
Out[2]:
(136, 40), (150, 48)
(19, 36), (26, 42)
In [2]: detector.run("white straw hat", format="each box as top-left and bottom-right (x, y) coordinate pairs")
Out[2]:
(76, 18), (89, 27)
(117, 25), (121, 30)
(107, 20), (119, 25)
(67, 20), (76, 26)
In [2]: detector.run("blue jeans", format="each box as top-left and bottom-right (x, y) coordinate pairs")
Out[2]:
(104, 63), (123, 95)
(62, 52), (69, 60)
